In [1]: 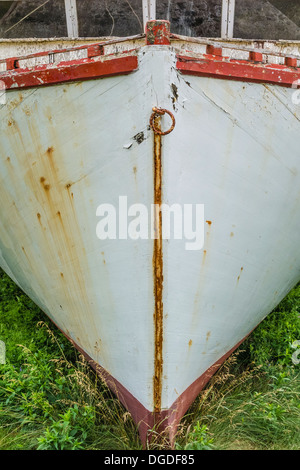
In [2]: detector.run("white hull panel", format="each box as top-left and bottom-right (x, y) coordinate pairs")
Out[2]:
(0, 53), (157, 408)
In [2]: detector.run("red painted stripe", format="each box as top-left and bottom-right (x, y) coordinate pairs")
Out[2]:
(177, 55), (300, 88)
(65, 331), (251, 448)
(1, 54), (138, 90)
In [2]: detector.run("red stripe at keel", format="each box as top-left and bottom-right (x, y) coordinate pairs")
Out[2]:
(69, 332), (251, 448)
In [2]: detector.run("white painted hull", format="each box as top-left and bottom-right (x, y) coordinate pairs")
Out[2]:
(162, 59), (300, 407)
(0, 44), (300, 439)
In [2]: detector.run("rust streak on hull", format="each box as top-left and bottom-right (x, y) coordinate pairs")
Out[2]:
(153, 115), (163, 415)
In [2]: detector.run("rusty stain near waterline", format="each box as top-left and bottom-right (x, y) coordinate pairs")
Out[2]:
(237, 267), (244, 284)
(153, 113), (163, 415)
(14, 133), (103, 358)
(171, 83), (179, 110)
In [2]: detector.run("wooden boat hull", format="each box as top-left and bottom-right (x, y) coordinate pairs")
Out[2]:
(1, 26), (300, 444)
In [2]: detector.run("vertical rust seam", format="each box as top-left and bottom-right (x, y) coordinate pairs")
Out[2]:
(153, 115), (163, 415)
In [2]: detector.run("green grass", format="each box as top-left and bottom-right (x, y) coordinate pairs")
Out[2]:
(0, 269), (141, 450)
(0, 268), (299, 450)
(176, 283), (300, 451)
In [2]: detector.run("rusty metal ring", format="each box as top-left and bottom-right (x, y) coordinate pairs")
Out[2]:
(150, 107), (176, 136)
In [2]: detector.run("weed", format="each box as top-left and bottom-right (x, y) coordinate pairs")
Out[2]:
(176, 423), (214, 450)
(0, 269), (299, 450)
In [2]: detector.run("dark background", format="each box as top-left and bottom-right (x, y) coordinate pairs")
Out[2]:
(0, 0), (300, 40)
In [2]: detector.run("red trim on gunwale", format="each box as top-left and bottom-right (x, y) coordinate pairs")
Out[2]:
(177, 55), (300, 88)
(0, 54), (138, 90)
(1, 45), (300, 91)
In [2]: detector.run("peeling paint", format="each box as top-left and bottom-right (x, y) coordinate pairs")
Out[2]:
(133, 131), (145, 144)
